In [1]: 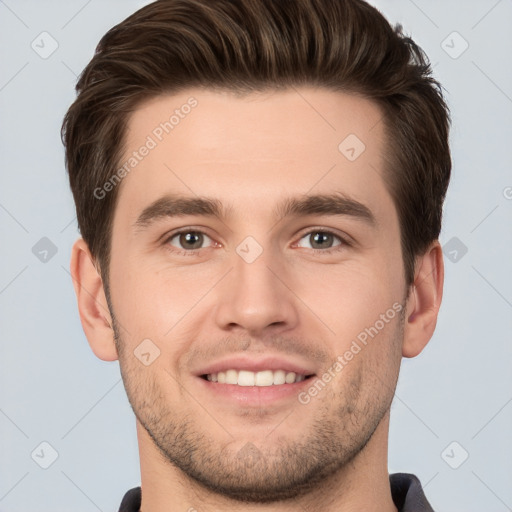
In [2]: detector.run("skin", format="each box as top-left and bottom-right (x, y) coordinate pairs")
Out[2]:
(71, 87), (443, 511)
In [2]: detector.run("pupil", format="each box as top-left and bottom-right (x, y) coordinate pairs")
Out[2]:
(181, 232), (202, 249)
(312, 232), (331, 249)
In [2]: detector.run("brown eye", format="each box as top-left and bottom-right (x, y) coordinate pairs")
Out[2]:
(168, 231), (213, 250)
(310, 232), (334, 249)
(296, 230), (343, 251)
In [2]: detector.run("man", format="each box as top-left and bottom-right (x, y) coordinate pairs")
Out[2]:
(62, 0), (450, 510)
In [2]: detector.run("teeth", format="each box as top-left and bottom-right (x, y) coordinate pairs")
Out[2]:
(285, 372), (296, 384)
(204, 369), (309, 386)
(273, 370), (286, 385)
(238, 370), (255, 386)
(255, 370), (273, 386)
(225, 369), (237, 385)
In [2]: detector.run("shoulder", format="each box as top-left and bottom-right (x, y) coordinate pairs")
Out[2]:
(389, 473), (435, 512)
(118, 486), (141, 512)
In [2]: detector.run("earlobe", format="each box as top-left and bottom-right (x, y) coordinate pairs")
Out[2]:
(402, 241), (444, 358)
(70, 238), (119, 361)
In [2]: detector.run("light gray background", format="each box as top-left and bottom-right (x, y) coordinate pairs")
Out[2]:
(1, 1), (511, 511)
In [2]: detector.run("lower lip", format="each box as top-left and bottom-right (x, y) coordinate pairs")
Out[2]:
(196, 376), (315, 406)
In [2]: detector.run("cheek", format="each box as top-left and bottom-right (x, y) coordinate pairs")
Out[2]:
(118, 350), (180, 419)
(288, 257), (404, 340)
(110, 256), (217, 345)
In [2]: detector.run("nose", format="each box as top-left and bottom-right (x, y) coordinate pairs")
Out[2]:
(213, 245), (300, 336)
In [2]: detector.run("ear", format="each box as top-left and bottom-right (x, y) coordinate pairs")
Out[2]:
(402, 241), (444, 358)
(70, 238), (118, 361)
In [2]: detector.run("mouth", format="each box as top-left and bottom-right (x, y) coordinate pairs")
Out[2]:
(201, 369), (316, 386)
(194, 355), (318, 405)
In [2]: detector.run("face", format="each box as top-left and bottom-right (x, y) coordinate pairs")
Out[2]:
(108, 88), (408, 502)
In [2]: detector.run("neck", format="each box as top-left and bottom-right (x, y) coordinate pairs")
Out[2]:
(136, 411), (398, 512)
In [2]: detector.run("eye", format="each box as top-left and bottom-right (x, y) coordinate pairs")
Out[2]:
(167, 230), (215, 251)
(295, 230), (345, 251)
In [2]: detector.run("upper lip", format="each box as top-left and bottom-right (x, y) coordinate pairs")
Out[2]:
(195, 355), (317, 377)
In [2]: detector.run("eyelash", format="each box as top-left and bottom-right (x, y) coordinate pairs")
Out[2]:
(163, 227), (351, 256)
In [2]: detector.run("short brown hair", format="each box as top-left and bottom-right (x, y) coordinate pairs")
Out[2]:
(62, 0), (451, 286)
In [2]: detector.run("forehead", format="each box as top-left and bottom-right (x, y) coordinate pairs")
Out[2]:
(116, 87), (392, 224)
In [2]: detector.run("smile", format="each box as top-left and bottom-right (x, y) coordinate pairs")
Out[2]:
(203, 369), (314, 386)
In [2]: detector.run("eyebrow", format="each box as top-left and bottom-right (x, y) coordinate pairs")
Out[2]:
(133, 192), (376, 229)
